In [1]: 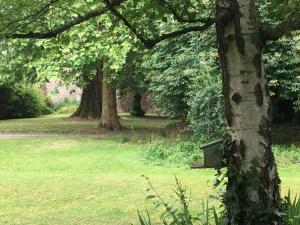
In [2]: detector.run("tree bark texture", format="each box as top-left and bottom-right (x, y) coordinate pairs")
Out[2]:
(71, 65), (102, 119)
(216, 1), (282, 224)
(99, 66), (121, 131)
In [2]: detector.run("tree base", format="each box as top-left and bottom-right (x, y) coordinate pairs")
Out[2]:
(99, 120), (122, 131)
(70, 111), (101, 120)
(70, 64), (102, 119)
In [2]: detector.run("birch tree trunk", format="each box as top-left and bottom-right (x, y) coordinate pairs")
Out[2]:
(71, 64), (102, 119)
(216, 0), (282, 224)
(99, 65), (121, 131)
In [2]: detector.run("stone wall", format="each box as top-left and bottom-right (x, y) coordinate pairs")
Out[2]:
(117, 92), (157, 114)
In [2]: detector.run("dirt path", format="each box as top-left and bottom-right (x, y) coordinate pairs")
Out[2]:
(0, 133), (43, 138)
(0, 133), (103, 139)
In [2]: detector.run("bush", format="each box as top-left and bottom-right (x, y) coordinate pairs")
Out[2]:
(144, 31), (218, 119)
(140, 139), (203, 166)
(273, 145), (300, 166)
(141, 140), (300, 168)
(188, 73), (224, 138)
(265, 37), (300, 112)
(0, 82), (51, 119)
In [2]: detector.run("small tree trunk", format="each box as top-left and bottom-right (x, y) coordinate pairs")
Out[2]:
(130, 92), (145, 117)
(71, 65), (102, 119)
(216, 1), (282, 224)
(99, 66), (121, 131)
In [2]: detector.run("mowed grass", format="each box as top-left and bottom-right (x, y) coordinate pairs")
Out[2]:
(0, 114), (176, 134)
(0, 115), (299, 224)
(0, 136), (300, 225)
(0, 137), (215, 225)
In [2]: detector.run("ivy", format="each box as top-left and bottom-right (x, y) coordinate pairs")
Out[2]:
(215, 134), (284, 225)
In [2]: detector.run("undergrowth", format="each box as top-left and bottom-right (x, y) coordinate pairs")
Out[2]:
(140, 137), (300, 167)
(136, 176), (224, 225)
(139, 138), (203, 166)
(136, 178), (300, 225)
(273, 145), (300, 166)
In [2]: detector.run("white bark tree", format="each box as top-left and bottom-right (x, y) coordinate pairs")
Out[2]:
(216, 1), (281, 224)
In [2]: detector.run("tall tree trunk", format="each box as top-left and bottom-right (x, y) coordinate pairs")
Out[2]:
(216, 1), (282, 224)
(71, 65), (102, 119)
(130, 92), (145, 117)
(99, 66), (121, 131)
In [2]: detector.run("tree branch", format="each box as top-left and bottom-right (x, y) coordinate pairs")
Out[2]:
(3, 0), (229, 50)
(104, 0), (216, 48)
(261, 19), (300, 41)
(146, 23), (214, 48)
(158, 0), (211, 23)
(103, 0), (150, 46)
(0, 0), (59, 33)
(2, 0), (125, 39)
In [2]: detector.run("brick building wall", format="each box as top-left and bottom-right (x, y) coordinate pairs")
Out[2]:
(43, 79), (82, 103)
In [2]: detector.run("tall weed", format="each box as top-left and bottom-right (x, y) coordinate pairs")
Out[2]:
(136, 177), (224, 225)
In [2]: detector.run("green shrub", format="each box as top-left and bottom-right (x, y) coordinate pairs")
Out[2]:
(273, 145), (300, 166)
(0, 82), (51, 119)
(265, 37), (300, 115)
(141, 139), (300, 167)
(188, 73), (224, 138)
(140, 139), (203, 166)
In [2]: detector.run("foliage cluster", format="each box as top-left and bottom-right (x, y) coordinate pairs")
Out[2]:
(144, 31), (224, 136)
(140, 139), (202, 166)
(273, 145), (300, 166)
(283, 191), (300, 225)
(0, 82), (51, 119)
(141, 138), (300, 167)
(145, 31), (299, 133)
(137, 178), (300, 225)
(187, 72), (224, 138)
(265, 35), (300, 122)
(137, 176), (224, 225)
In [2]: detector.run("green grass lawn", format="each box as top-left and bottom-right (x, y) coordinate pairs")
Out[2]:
(0, 115), (299, 224)
(0, 114), (176, 134)
(0, 136), (300, 225)
(0, 136), (214, 225)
